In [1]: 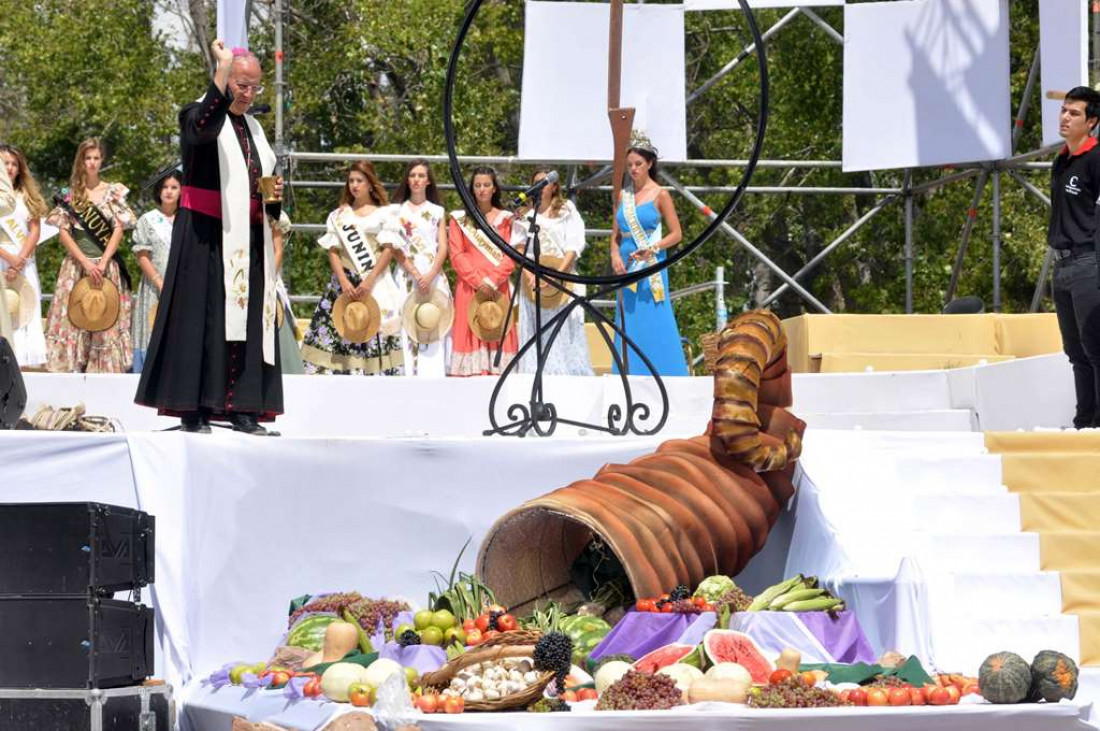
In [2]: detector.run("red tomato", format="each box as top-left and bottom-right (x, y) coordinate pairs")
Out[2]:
(496, 614), (518, 632)
(909, 687), (926, 705)
(561, 690), (578, 702)
(865, 688), (889, 706)
(660, 604), (674, 613)
(303, 678), (323, 698)
(699, 603), (715, 612)
(887, 687), (911, 706)
(465, 628), (483, 646)
(462, 619), (477, 633)
(474, 614), (490, 633)
(577, 688), (598, 701)
(769, 669), (793, 685)
(945, 685), (961, 704)
(635, 599), (657, 613)
(443, 695), (465, 714)
(692, 596), (708, 607)
(799, 671), (817, 687)
(416, 693), (439, 714)
(962, 683), (980, 697)
(839, 689), (852, 703)
(271, 671), (290, 686)
(849, 688), (867, 706)
(927, 687), (951, 706)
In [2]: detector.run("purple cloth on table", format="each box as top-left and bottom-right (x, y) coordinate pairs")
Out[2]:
(379, 642), (447, 675)
(798, 611), (875, 663)
(587, 611), (717, 664)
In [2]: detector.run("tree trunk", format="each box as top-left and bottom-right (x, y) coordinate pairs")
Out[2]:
(189, 0), (214, 70)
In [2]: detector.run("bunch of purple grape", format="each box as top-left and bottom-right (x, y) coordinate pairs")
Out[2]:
(714, 586), (754, 613)
(595, 670), (684, 711)
(868, 675), (907, 688)
(287, 592), (363, 627)
(347, 598), (412, 640)
(747, 679), (847, 709)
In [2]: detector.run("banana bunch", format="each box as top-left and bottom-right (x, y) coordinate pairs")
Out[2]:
(747, 575), (846, 613)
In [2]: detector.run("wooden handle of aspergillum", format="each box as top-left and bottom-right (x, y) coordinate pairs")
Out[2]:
(608, 0), (631, 207)
(1046, 90), (1067, 101)
(609, 107), (635, 208)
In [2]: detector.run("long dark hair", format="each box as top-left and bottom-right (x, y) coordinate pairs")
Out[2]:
(467, 166), (503, 210)
(153, 170), (182, 207)
(394, 159), (442, 205)
(626, 146), (659, 187)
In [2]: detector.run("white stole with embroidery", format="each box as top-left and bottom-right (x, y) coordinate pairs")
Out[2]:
(216, 114), (277, 365)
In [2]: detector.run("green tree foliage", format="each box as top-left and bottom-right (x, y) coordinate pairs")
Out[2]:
(0, 0), (1054, 358)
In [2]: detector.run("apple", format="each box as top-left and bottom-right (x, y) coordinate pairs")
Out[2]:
(465, 628), (483, 646)
(416, 692), (440, 714)
(909, 687), (926, 705)
(944, 685), (961, 704)
(443, 627), (467, 647)
(348, 682), (374, 707)
(443, 695), (465, 714)
(414, 610), (434, 630)
(928, 686), (951, 706)
(431, 609), (456, 631)
(419, 626), (444, 646)
(887, 687), (910, 706)
(849, 688), (867, 706)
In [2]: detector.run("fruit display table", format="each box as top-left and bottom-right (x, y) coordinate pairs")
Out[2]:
(181, 685), (1092, 731)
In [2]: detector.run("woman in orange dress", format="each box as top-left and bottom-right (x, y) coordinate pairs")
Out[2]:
(447, 166), (517, 376)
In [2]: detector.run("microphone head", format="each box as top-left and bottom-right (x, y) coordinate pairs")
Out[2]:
(545, 170), (559, 184)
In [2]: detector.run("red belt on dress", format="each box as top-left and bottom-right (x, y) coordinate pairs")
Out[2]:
(181, 186), (262, 224)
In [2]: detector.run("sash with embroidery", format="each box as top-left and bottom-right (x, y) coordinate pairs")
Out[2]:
(0, 210), (28, 250)
(334, 211), (381, 278)
(621, 190), (665, 303)
(53, 193), (133, 289)
(399, 204), (437, 261)
(453, 211), (505, 266)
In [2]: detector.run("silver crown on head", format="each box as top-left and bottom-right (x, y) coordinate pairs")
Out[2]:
(628, 129), (658, 156)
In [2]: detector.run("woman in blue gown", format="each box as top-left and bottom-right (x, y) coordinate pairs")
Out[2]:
(611, 134), (689, 376)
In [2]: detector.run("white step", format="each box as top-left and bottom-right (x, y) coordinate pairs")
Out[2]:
(801, 455), (1005, 497)
(801, 429), (988, 457)
(935, 616), (1080, 672)
(916, 533), (1041, 574)
(951, 571), (1064, 618)
(800, 409), (975, 431)
(793, 370), (954, 413)
(1074, 667), (1100, 727)
(912, 494), (1020, 534)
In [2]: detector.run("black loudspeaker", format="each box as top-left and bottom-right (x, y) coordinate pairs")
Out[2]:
(0, 597), (154, 688)
(0, 337), (25, 429)
(0, 685), (173, 731)
(0, 503), (154, 595)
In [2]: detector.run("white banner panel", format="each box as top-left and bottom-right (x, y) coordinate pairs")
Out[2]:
(217, 0), (249, 50)
(686, 0), (842, 10)
(518, 2), (687, 162)
(1039, 0), (1089, 147)
(842, 0), (1011, 172)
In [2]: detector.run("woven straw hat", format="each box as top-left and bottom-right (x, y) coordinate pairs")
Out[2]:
(3, 272), (38, 330)
(401, 288), (455, 345)
(68, 278), (120, 332)
(467, 288), (510, 343)
(332, 292), (381, 343)
(520, 255), (571, 310)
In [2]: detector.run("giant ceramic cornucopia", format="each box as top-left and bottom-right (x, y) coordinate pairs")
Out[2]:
(477, 310), (806, 611)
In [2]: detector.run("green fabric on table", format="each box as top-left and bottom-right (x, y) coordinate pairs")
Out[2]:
(302, 649), (380, 676)
(800, 655), (933, 686)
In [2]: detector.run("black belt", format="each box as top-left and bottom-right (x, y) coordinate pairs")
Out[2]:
(1054, 245), (1095, 260)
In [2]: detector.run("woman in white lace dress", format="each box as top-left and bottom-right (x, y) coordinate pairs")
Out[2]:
(130, 171), (180, 372)
(0, 144), (48, 367)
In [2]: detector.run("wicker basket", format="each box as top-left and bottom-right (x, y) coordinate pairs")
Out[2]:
(478, 630), (542, 648)
(701, 331), (721, 374)
(418, 644), (556, 712)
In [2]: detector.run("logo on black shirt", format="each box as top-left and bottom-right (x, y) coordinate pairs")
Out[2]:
(1067, 175), (1082, 196)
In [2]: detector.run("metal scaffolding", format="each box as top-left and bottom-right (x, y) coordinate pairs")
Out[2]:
(271, 2), (1092, 318)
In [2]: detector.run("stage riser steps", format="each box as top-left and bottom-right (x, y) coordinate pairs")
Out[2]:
(803, 456), (1005, 496)
(817, 352), (1014, 374)
(1020, 496), (1100, 533)
(916, 533), (1041, 574)
(791, 371), (955, 412)
(801, 410), (974, 431)
(1061, 573), (1100, 613)
(951, 572), (1064, 619)
(1001, 454), (1100, 493)
(819, 495), (1019, 536)
(935, 616), (1080, 672)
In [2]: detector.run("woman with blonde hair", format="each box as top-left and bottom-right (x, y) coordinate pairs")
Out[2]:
(44, 138), (135, 372)
(514, 168), (592, 375)
(300, 161), (405, 375)
(0, 144), (49, 367)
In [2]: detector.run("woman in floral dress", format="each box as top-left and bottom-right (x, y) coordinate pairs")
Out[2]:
(300, 161), (405, 375)
(130, 171), (180, 372)
(45, 138), (135, 373)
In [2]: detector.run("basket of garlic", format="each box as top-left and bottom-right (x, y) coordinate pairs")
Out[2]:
(418, 644), (555, 711)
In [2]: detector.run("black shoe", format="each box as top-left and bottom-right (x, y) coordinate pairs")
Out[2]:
(229, 413), (279, 436)
(180, 413), (211, 434)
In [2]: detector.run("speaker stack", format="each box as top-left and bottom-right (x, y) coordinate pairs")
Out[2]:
(0, 502), (172, 729)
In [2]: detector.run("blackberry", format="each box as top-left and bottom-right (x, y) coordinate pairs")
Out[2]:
(670, 584), (690, 601)
(488, 610), (503, 632)
(534, 631), (574, 689)
(398, 629), (421, 647)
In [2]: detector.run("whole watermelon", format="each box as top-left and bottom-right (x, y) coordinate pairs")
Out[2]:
(978, 651), (1031, 704)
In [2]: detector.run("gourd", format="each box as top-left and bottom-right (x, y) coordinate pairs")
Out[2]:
(688, 676), (748, 704)
(1029, 650), (1078, 702)
(594, 660), (633, 694)
(775, 648), (801, 673)
(321, 662), (370, 702)
(704, 662), (753, 694)
(304, 620), (361, 668)
(978, 651), (1031, 704)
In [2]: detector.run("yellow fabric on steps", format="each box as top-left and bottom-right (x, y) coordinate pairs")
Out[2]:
(985, 431), (1100, 453)
(1001, 454), (1100, 493)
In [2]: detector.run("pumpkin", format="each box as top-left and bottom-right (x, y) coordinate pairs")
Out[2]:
(688, 676), (748, 704)
(1029, 650), (1078, 702)
(978, 651), (1031, 704)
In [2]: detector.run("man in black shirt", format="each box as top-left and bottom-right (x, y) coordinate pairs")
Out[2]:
(1050, 86), (1100, 428)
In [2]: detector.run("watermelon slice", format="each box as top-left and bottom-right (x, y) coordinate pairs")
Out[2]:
(702, 630), (774, 684)
(633, 643), (703, 673)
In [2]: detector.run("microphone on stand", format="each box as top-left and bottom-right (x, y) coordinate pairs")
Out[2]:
(250, 104), (272, 115)
(512, 170), (559, 207)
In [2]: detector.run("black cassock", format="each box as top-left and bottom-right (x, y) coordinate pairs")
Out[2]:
(135, 82), (283, 421)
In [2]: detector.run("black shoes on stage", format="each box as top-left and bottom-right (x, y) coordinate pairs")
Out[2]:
(178, 412), (280, 437)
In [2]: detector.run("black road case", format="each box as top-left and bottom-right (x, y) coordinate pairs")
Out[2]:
(0, 685), (173, 731)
